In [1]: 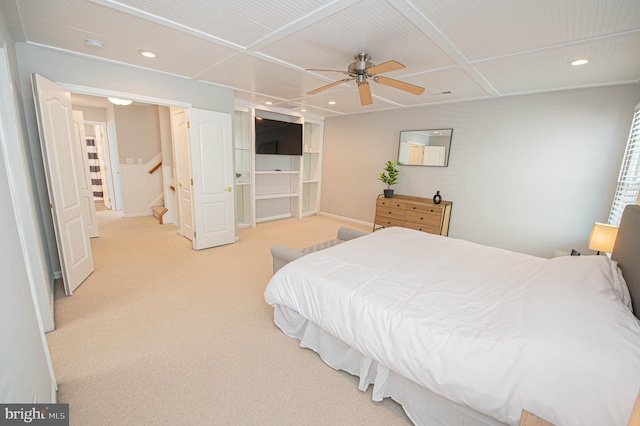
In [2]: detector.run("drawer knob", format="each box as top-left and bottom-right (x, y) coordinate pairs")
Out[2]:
(396, 204), (400, 207)
(413, 206), (416, 209)
(420, 217), (423, 220)
(430, 209), (433, 212)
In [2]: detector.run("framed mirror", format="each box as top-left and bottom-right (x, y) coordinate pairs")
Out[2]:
(398, 129), (452, 167)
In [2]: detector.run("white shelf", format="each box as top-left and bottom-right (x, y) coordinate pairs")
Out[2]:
(235, 182), (250, 186)
(255, 170), (299, 175)
(303, 179), (319, 184)
(255, 192), (298, 200)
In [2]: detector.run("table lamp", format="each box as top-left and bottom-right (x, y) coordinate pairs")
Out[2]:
(588, 223), (619, 255)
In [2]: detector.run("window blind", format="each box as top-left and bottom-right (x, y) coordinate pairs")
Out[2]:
(608, 104), (640, 226)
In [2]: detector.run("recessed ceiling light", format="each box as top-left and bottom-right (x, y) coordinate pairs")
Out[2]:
(138, 50), (157, 58)
(108, 97), (133, 106)
(328, 101), (336, 105)
(265, 101), (273, 105)
(300, 109), (307, 112)
(85, 39), (103, 49)
(570, 59), (589, 66)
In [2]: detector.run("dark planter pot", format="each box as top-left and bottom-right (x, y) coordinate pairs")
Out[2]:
(384, 189), (394, 198)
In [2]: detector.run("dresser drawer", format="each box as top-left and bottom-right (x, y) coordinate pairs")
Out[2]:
(406, 202), (443, 215)
(376, 206), (406, 220)
(375, 215), (405, 228)
(405, 210), (442, 227)
(404, 221), (441, 234)
(376, 198), (407, 210)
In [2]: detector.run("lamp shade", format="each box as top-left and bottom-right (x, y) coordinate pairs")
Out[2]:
(107, 97), (132, 106)
(588, 223), (618, 254)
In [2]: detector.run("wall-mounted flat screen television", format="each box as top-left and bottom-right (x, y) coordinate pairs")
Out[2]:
(255, 117), (303, 156)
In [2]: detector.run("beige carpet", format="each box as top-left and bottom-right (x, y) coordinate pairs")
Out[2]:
(46, 212), (411, 425)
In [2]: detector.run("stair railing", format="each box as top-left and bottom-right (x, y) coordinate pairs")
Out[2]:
(148, 161), (162, 174)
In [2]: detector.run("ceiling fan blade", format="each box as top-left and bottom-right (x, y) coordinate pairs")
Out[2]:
(307, 78), (353, 95)
(375, 76), (425, 95)
(358, 82), (373, 105)
(365, 60), (405, 75)
(306, 68), (352, 76)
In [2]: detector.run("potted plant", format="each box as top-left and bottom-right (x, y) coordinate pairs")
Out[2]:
(379, 160), (401, 198)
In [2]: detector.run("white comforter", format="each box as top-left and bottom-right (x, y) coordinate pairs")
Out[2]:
(264, 227), (640, 426)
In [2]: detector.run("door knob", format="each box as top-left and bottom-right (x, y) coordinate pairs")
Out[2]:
(225, 187), (232, 192)
(178, 182), (182, 187)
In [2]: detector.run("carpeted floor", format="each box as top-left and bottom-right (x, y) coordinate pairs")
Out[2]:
(45, 211), (411, 425)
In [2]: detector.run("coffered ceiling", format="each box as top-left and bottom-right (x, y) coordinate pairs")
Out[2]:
(1, 0), (639, 116)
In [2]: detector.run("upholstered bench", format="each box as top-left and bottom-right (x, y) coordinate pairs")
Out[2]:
(270, 226), (368, 273)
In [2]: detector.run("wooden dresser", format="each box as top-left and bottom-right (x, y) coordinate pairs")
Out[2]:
(374, 194), (452, 236)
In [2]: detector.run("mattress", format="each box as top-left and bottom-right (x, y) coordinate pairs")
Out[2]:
(264, 227), (640, 425)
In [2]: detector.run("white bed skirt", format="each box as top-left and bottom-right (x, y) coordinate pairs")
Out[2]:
(274, 305), (507, 426)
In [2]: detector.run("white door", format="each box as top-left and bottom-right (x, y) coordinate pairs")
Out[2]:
(72, 110), (99, 237)
(106, 120), (123, 211)
(171, 107), (193, 241)
(408, 144), (425, 165)
(92, 124), (112, 210)
(32, 74), (94, 295)
(189, 109), (235, 250)
(424, 146), (447, 166)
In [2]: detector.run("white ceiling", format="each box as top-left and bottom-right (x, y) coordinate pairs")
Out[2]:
(2, 0), (639, 116)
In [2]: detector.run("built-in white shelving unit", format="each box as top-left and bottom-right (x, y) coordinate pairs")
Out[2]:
(254, 149), (302, 223)
(302, 121), (323, 217)
(233, 108), (253, 228)
(233, 105), (324, 227)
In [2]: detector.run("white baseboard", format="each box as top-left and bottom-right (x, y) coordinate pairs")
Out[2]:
(319, 211), (373, 229)
(51, 380), (58, 403)
(256, 213), (292, 223)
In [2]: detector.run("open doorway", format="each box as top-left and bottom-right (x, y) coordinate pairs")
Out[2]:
(67, 92), (237, 250)
(32, 74), (236, 334)
(70, 93), (166, 224)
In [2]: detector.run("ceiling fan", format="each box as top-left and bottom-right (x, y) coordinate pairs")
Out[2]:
(306, 53), (425, 106)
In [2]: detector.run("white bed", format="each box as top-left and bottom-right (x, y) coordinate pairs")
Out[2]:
(264, 207), (640, 426)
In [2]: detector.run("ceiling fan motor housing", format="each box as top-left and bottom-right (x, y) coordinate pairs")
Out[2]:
(349, 53), (373, 77)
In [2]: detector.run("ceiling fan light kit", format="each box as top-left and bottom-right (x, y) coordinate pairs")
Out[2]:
(307, 53), (425, 106)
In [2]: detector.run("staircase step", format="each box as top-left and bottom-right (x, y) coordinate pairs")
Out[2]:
(151, 205), (165, 218)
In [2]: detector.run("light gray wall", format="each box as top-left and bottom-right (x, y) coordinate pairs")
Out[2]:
(0, 23), (57, 284)
(321, 84), (640, 257)
(0, 11), (54, 403)
(114, 104), (162, 164)
(0, 136), (53, 403)
(73, 105), (107, 123)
